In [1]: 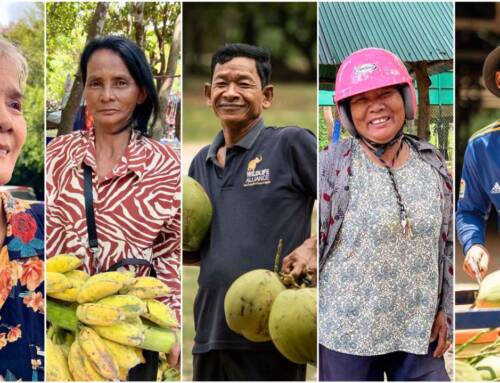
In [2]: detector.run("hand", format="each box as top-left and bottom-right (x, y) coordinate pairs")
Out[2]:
(429, 310), (450, 358)
(167, 342), (180, 368)
(281, 236), (317, 284)
(463, 245), (489, 281)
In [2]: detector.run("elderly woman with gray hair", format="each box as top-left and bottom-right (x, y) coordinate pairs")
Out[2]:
(0, 37), (44, 381)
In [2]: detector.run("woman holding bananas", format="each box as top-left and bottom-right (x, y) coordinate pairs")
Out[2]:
(0, 37), (44, 381)
(46, 36), (180, 379)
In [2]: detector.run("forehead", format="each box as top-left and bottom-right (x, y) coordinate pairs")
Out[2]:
(87, 49), (131, 77)
(213, 57), (259, 79)
(0, 56), (21, 92)
(351, 85), (399, 99)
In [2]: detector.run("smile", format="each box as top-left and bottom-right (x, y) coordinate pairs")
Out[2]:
(369, 117), (390, 126)
(0, 145), (10, 157)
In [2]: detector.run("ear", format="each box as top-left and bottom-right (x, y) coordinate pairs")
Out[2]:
(204, 83), (212, 106)
(496, 71), (500, 89)
(262, 85), (274, 109)
(137, 87), (147, 105)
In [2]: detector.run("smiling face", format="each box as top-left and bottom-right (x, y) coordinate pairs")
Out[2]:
(0, 56), (27, 185)
(349, 86), (405, 144)
(84, 49), (146, 133)
(205, 56), (273, 130)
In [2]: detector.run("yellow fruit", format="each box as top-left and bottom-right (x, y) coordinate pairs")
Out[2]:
(476, 270), (500, 307)
(124, 277), (170, 299)
(77, 303), (126, 326)
(48, 279), (84, 302)
(78, 326), (119, 380)
(77, 278), (123, 304)
(141, 299), (178, 328)
(68, 341), (103, 381)
(141, 324), (177, 353)
(118, 367), (129, 381)
(97, 294), (147, 317)
(47, 272), (73, 294)
(93, 321), (145, 347)
(46, 338), (72, 381)
(65, 269), (90, 282)
(47, 254), (82, 273)
(101, 338), (143, 370)
(89, 271), (135, 285)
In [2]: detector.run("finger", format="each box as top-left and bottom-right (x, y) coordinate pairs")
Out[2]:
(433, 326), (447, 358)
(479, 255), (489, 278)
(168, 343), (180, 368)
(429, 322), (438, 342)
(290, 262), (306, 278)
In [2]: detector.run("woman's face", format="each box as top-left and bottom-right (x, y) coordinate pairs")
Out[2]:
(84, 49), (146, 133)
(0, 56), (27, 185)
(349, 86), (405, 144)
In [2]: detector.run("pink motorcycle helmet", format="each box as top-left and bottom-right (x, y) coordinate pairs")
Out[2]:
(334, 47), (417, 138)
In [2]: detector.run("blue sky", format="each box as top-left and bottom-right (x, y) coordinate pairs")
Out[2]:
(0, 2), (38, 27)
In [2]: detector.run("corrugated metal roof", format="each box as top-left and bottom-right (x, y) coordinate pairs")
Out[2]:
(319, 2), (453, 67)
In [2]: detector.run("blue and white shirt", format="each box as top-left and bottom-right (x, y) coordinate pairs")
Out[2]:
(457, 120), (500, 254)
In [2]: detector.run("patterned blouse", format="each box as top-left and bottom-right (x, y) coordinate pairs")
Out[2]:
(319, 136), (454, 342)
(320, 142), (441, 355)
(46, 127), (181, 318)
(0, 192), (44, 381)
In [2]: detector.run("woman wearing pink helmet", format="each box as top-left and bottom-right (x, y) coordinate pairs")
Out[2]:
(318, 48), (453, 381)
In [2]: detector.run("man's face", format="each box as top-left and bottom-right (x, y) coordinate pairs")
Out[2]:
(0, 56), (27, 185)
(205, 57), (273, 129)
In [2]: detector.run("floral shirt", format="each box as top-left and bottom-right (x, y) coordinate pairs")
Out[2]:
(0, 192), (44, 381)
(319, 136), (454, 342)
(46, 127), (181, 319)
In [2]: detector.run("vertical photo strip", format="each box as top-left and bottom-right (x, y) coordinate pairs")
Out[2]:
(45, 2), (181, 382)
(0, 2), (44, 381)
(318, 2), (454, 381)
(455, 2), (500, 381)
(182, 2), (318, 381)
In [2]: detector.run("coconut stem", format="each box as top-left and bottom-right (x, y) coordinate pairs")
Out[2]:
(456, 328), (494, 355)
(274, 239), (283, 273)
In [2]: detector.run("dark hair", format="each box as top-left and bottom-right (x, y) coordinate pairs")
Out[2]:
(80, 36), (159, 135)
(210, 43), (272, 87)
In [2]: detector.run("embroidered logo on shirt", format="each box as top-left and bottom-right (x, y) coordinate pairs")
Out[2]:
(243, 155), (271, 187)
(459, 179), (466, 199)
(491, 182), (500, 194)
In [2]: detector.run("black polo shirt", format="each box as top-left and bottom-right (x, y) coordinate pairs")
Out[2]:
(188, 119), (317, 353)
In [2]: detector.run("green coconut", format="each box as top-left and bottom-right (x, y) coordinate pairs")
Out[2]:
(268, 287), (317, 365)
(224, 269), (286, 342)
(456, 360), (483, 381)
(182, 176), (213, 252)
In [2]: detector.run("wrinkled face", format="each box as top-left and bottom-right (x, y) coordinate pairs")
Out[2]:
(0, 56), (27, 185)
(205, 57), (273, 129)
(84, 49), (145, 133)
(350, 86), (405, 144)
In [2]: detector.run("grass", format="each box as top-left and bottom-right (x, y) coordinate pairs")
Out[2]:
(183, 76), (317, 142)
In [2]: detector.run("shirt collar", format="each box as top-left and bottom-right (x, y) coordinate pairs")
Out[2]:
(73, 127), (146, 180)
(206, 118), (265, 162)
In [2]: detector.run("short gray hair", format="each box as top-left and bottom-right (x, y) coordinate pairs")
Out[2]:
(0, 36), (28, 89)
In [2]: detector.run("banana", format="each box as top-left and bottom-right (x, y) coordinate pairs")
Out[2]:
(77, 278), (123, 303)
(68, 340), (103, 381)
(101, 338), (143, 370)
(93, 321), (145, 347)
(124, 277), (170, 299)
(97, 294), (147, 317)
(78, 326), (119, 380)
(47, 254), (82, 273)
(141, 324), (177, 353)
(88, 271), (135, 285)
(77, 303), (126, 326)
(48, 279), (84, 302)
(142, 299), (178, 328)
(118, 366), (129, 381)
(65, 269), (90, 282)
(46, 338), (72, 381)
(47, 272), (73, 294)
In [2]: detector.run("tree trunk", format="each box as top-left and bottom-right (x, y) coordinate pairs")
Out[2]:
(152, 11), (181, 140)
(132, 2), (145, 49)
(57, 2), (109, 136)
(411, 61), (431, 140)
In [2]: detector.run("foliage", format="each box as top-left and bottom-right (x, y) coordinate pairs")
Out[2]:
(4, 4), (44, 198)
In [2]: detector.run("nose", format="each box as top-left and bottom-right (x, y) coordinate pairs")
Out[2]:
(222, 82), (240, 101)
(0, 102), (14, 133)
(100, 84), (116, 102)
(367, 99), (385, 114)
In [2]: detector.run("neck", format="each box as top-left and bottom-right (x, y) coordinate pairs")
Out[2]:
(221, 118), (260, 148)
(94, 126), (132, 177)
(360, 136), (408, 168)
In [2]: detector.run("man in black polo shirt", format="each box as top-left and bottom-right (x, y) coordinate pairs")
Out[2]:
(187, 43), (317, 381)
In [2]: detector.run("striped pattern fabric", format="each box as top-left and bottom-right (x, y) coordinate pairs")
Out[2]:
(46, 128), (181, 318)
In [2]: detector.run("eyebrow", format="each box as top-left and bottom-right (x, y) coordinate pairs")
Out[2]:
(213, 72), (255, 81)
(6, 87), (23, 100)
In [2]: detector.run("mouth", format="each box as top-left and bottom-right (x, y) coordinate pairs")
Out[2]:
(217, 104), (245, 109)
(368, 116), (391, 127)
(97, 109), (120, 114)
(0, 144), (10, 158)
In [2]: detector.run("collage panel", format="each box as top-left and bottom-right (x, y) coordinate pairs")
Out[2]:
(182, 2), (318, 381)
(45, 2), (181, 382)
(455, 2), (500, 381)
(0, 2), (45, 381)
(318, 2), (454, 381)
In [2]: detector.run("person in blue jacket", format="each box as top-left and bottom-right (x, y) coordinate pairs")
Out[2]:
(457, 46), (500, 280)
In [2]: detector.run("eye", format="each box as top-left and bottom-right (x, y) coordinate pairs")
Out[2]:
(239, 81), (252, 88)
(87, 80), (101, 88)
(9, 100), (22, 112)
(214, 81), (227, 88)
(116, 79), (128, 87)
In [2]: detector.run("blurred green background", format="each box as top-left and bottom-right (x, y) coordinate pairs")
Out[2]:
(182, 2), (317, 381)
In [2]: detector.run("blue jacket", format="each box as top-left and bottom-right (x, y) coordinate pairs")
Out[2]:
(457, 120), (500, 254)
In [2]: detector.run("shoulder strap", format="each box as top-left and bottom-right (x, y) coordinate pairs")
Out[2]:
(108, 258), (157, 278)
(83, 164), (99, 252)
